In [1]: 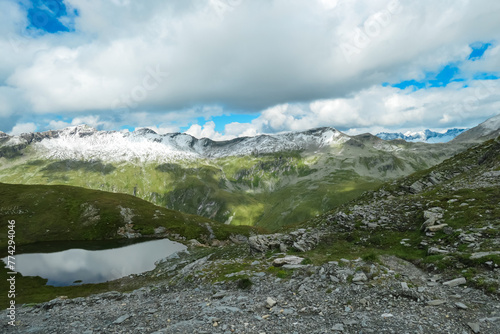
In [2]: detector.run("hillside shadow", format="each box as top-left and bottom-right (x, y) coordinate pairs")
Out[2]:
(41, 160), (116, 175)
(0, 144), (26, 159)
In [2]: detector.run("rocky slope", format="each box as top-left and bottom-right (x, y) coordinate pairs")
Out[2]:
(452, 114), (500, 143)
(4, 250), (499, 334)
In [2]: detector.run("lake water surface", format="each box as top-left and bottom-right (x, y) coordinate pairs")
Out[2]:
(2, 238), (186, 286)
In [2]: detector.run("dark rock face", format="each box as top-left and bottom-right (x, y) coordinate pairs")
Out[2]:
(20, 130), (61, 145)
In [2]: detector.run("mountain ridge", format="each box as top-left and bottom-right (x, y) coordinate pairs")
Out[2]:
(452, 114), (500, 143)
(3, 112), (499, 162)
(376, 128), (467, 143)
(0, 114), (498, 228)
(1, 125), (349, 162)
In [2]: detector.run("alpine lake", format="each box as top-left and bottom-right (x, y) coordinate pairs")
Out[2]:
(2, 238), (186, 286)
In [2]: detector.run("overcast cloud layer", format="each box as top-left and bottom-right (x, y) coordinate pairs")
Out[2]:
(1, 0), (500, 137)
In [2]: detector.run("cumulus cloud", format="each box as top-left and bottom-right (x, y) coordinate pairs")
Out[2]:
(185, 121), (232, 140)
(216, 79), (500, 139)
(0, 0), (500, 135)
(9, 122), (37, 135)
(46, 115), (114, 131)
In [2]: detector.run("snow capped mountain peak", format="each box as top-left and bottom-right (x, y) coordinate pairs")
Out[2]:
(134, 127), (159, 136)
(376, 128), (467, 143)
(5, 114), (499, 163)
(59, 124), (99, 136)
(36, 128), (196, 163)
(24, 126), (350, 162)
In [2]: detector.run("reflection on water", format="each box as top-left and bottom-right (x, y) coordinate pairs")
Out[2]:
(2, 238), (186, 286)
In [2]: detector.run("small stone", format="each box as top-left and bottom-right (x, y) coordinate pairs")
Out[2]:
(266, 297), (277, 308)
(213, 291), (227, 299)
(401, 282), (409, 290)
(467, 322), (480, 333)
(262, 314), (270, 320)
(428, 247), (449, 255)
(113, 314), (131, 324)
(279, 243), (288, 252)
(470, 251), (500, 260)
(443, 227), (454, 235)
(282, 264), (306, 269)
(381, 313), (394, 318)
(427, 300), (446, 306)
(352, 272), (368, 282)
(426, 224), (448, 232)
(154, 226), (167, 234)
(273, 256), (304, 267)
(443, 277), (466, 287)
(332, 323), (344, 331)
(455, 302), (468, 310)
(343, 319), (358, 326)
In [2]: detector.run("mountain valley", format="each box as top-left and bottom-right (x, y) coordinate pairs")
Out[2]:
(2, 118), (494, 229)
(0, 116), (499, 333)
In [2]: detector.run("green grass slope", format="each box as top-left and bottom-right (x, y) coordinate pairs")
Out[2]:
(0, 141), (460, 230)
(0, 129), (470, 231)
(0, 182), (255, 251)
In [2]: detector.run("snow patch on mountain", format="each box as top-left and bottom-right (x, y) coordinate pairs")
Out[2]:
(32, 126), (351, 162)
(376, 128), (467, 143)
(36, 126), (198, 163)
(4, 136), (28, 147)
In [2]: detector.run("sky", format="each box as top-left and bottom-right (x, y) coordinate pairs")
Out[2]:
(1, 0), (500, 139)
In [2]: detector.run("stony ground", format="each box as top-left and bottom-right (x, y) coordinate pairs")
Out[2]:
(3, 252), (500, 334)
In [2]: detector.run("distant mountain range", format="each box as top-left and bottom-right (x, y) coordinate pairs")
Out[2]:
(375, 114), (500, 143)
(376, 128), (467, 143)
(0, 113), (499, 229)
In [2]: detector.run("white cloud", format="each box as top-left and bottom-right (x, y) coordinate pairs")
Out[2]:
(46, 115), (112, 131)
(9, 122), (37, 135)
(185, 121), (233, 140)
(220, 79), (500, 136)
(461, 44), (500, 76)
(0, 0), (499, 135)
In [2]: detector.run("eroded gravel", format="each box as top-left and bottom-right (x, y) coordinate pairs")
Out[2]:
(3, 254), (500, 334)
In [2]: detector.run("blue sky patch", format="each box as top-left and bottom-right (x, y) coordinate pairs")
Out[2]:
(211, 114), (258, 132)
(391, 65), (462, 90)
(473, 73), (499, 80)
(468, 42), (491, 60)
(390, 42), (495, 91)
(22, 0), (74, 33)
(180, 114), (258, 133)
